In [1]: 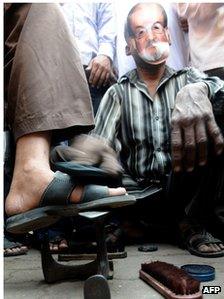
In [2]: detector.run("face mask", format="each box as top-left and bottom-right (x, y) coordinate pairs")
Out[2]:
(137, 41), (170, 65)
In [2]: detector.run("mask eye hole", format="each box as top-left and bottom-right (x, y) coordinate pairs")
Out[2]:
(151, 23), (164, 34)
(135, 28), (146, 39)
(133, 23), (165, 39)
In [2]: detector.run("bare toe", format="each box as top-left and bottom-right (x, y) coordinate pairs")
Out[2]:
(213, 244), (221, 251)
(209, 244), (219, 252)
(49, 239), (68, 252)
(198, 244), (210, 253)
(109, 187), (126, 196)
(52, 244), (59, 252)
(58, 239), (68, 250)
(20, 245), (28, 252)
(49, 243), (55, 251)
(220, 243), (224, 250)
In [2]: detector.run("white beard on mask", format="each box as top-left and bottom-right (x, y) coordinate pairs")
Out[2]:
(138, 41), (170, 65)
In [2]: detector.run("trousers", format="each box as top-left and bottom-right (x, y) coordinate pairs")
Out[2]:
(4, 3), (94, 142)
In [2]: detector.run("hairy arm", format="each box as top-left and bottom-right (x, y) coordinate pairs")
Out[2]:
(171, 69), (224, 172)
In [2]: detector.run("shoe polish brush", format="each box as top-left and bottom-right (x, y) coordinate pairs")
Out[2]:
(139, 261), (203, 299)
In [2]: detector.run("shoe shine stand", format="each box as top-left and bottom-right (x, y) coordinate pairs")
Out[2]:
(41, 211), (114, 283)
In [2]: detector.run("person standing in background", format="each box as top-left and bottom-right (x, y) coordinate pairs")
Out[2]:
(62, 3), (117, 115)
(177, 3), (224, 79)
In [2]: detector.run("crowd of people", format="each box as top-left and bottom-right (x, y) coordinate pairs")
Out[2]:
(4, 2), (224, 261)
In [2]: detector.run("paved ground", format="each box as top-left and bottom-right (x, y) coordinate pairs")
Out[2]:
(4, 244), (224, 299)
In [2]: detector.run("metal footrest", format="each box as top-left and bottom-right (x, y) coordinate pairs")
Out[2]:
(41, 211), (114, 283)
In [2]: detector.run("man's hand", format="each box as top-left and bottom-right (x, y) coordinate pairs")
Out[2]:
(171, 82), (224, 172)
(86, 55), (114, 88)
(66, 135), (123, 176)
(179, 16), (188, 33)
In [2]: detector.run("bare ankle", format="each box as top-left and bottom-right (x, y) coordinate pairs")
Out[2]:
(21, 159), (50, 175)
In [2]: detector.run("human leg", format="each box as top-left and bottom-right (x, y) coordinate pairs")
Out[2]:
(5, 2), (126, 217)
(166, 166), (224, 257)
(33, 217), (73, 253)
(5, 4), (132, 236)
(5, 132), (53, 215)
(5, 131), (126, 216)
(4, 131), (29, 256)
(5, 131), (130, 235)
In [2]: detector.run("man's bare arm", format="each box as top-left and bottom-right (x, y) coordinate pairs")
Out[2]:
(171, 82), (224, 172)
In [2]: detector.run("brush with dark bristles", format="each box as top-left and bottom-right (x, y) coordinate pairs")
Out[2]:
(139, 261), (203, 299)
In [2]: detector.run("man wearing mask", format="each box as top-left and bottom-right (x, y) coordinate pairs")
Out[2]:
(93, 3), (224, 257)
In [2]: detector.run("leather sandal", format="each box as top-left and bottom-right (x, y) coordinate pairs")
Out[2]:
(6, 171), (135, 234)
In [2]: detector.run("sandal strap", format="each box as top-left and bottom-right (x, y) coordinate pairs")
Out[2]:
(179, 221), (202, 243)
(4, 237), (21, 249)
(179, 219), (223, 249)
(189, 230), (222, 248)
(81, 184), (109, 203)
(39, 171), (76, 206)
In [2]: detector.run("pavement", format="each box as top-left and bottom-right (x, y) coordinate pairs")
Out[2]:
(4, 244), (224, 299)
